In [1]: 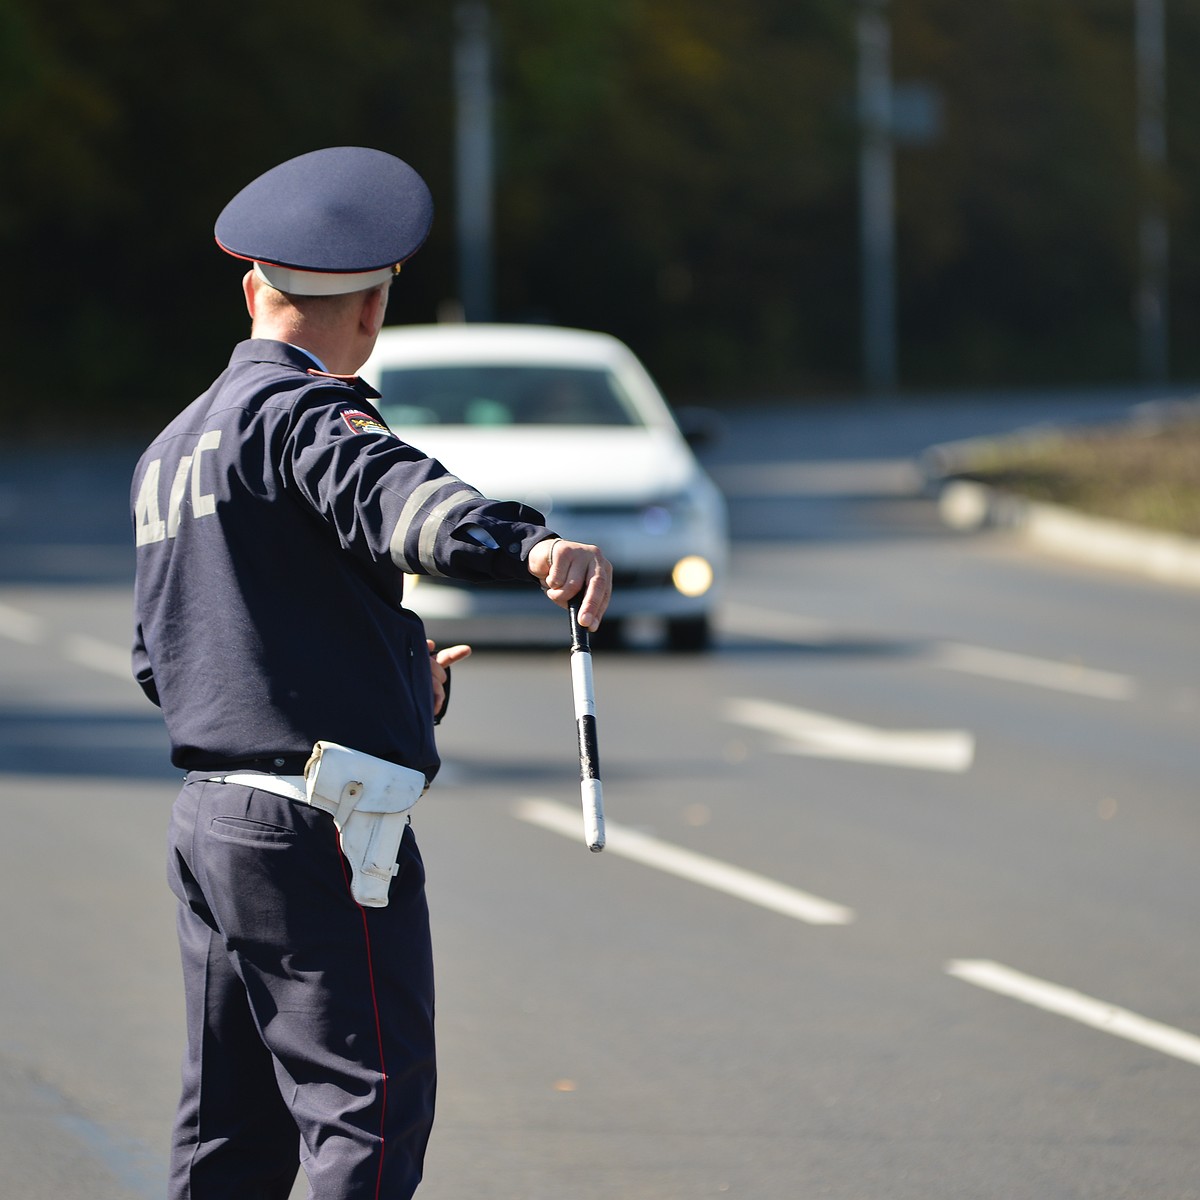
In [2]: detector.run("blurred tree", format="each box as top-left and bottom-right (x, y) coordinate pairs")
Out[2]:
(2, 0), (1199, 429)
(0, 0), (451, 428)
(893, 0), (1142, 385)
(491, 0), (857, 394)
(1163, 0), (1200, 380)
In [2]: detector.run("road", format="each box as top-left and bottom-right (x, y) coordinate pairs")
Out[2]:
(0, 388), (1196, 1199)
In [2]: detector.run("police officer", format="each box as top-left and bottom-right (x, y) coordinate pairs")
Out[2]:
(131, 146), (611, 1200)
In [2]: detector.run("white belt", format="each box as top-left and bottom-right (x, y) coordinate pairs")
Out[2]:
(221, 772), (308, 803)
(218, 751), (428, 820)
(212, 743), (428, 908)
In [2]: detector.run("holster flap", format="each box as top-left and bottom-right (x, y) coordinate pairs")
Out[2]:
(303, 741), (428, 908)
(305, 741), (425, 817)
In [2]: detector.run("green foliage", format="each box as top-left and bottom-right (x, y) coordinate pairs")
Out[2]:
(894, 0), (1144, 384)
(493, 0), (857, 390)
(2, 1), (1199, 428)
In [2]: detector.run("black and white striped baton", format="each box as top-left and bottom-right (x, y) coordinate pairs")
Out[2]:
(568, 601), (605, 852)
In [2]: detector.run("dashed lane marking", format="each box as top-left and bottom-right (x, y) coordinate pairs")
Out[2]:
(62, 634), (135, 681)
(0, 601), (133, 681)
(932, 642), (1136, 701)
(947, 959), (1200, 1067)
(515, 797), (855, 926)
(0, 601), (45, 644)
(721, 602), (1137, 701)
(724, 696), (975, 773)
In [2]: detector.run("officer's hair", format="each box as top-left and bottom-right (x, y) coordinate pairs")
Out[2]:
(281, 289), (367, 314)
(263, 282), (387, 322)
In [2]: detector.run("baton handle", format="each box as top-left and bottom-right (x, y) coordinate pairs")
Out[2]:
(569, 602), (605, 852)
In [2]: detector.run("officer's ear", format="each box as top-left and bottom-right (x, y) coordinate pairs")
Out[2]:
(359, 282), (389, 339)
(242, 270), (257, 319)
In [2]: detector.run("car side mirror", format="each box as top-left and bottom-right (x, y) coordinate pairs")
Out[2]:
(673, 406), (724, 451)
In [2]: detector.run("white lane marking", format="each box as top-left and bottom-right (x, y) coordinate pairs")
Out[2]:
(0, 601), (134, 683)
(0, 601), (45, 644)
(933, 642), (1136, 701)
(62, 634), (134, 680)
(515, 798), (854, 926)
(947, 959), (1200, 1067)
(725, 696), (975, 773)
(721, 602), (836, 643)
(720, 603), (1135, 702)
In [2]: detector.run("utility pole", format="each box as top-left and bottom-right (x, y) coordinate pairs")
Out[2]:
(1135, 0), (1168, 382)
(454, 2), (495, 322)
(857, 0), (897, 394)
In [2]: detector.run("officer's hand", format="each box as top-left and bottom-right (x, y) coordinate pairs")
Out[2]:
(527, 537), (612, 631)
(429, 640), (472, 720)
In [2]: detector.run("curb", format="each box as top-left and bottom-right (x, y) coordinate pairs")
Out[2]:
(936, 479), (1200, 588)
(922, 405), (1200, 590)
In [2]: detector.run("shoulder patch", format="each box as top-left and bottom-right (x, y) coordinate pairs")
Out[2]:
(340, 409), (392, 437)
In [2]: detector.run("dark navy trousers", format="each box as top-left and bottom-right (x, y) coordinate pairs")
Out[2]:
(166, 778), (436, 1199)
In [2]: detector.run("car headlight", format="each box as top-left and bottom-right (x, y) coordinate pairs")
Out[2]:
(641, 490), (704, 534)
(641, 503), (674, 534)
(672, 555), (714, 597)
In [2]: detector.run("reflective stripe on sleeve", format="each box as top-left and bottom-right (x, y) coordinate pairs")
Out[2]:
(417, 489), (482, 576)
(389, 479), (484, 575)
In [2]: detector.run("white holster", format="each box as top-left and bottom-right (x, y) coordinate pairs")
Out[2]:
(303, 741), (427, 908)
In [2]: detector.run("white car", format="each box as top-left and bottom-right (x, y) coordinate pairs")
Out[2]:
(360, 323), (729, 651)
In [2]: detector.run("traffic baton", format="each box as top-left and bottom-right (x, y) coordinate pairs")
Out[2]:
(568, 601), (605, 851)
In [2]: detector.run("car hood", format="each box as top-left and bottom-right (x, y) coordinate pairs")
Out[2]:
(391, 426), (701, 509)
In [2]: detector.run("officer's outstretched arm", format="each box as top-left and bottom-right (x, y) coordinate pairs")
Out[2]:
(527, 537), (612, 631)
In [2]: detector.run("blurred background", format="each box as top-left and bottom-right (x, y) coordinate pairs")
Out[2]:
(1, 6), (1198, 1199)
(1, 0), (1195, 429)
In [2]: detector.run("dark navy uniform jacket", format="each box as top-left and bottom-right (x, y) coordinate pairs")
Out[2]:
(132, 339), (553, 781)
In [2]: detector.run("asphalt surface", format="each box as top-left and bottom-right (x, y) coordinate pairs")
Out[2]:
(0, 385), (1196, 1199)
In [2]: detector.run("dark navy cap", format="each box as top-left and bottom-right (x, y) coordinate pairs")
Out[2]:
(214, 146), (434, 295)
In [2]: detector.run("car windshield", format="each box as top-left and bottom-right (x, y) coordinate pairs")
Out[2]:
(376, 364), (644, 428)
